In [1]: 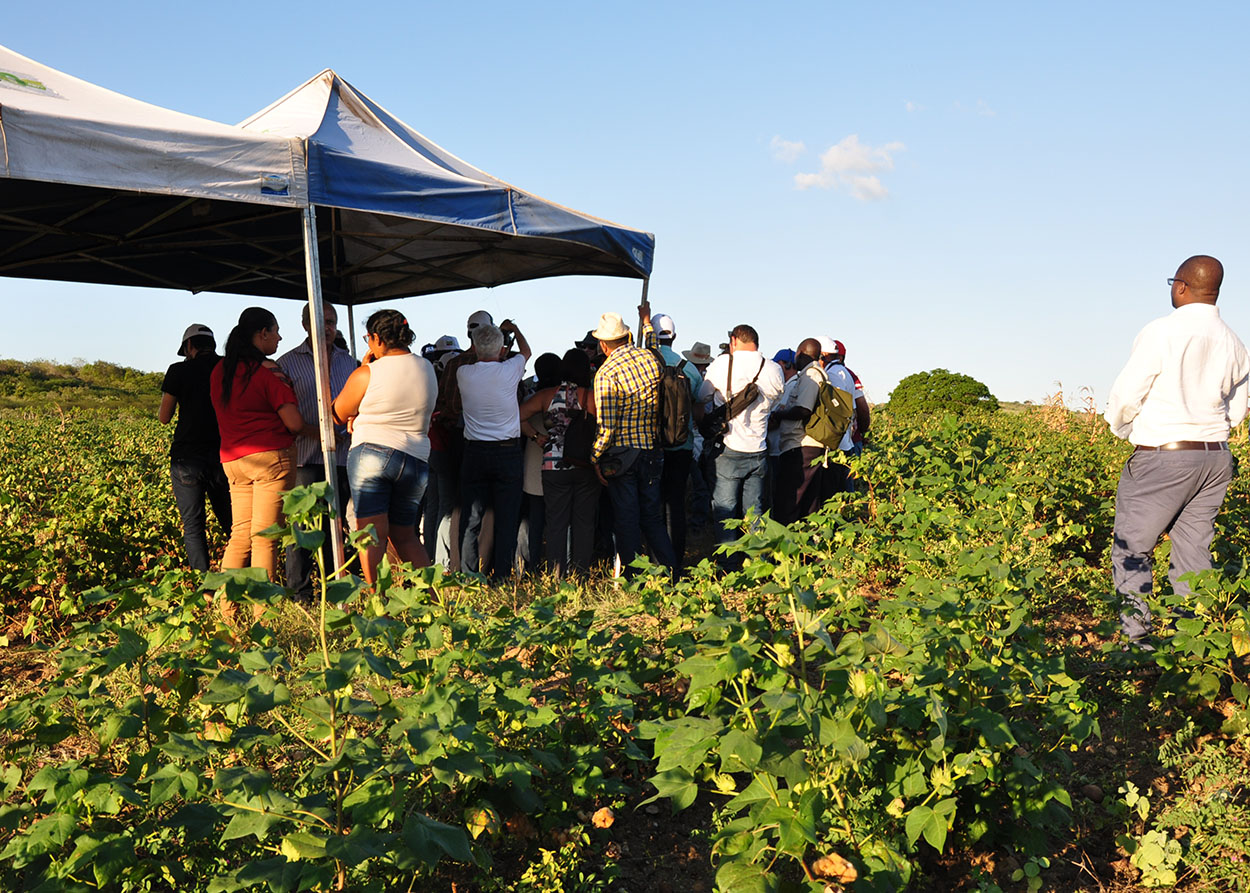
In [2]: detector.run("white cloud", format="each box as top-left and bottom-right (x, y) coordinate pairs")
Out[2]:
(847, 175), (889, 201)
(905, 100), (922, 113)
(793, 134), (905, 200)
(770, 135), (806, 163)
(976, 99), (996, 117)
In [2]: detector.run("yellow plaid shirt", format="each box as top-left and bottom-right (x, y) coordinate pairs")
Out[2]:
(592, 322), (663, 461)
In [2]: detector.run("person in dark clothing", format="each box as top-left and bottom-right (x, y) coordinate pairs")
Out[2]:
(158, 324), (232, 571)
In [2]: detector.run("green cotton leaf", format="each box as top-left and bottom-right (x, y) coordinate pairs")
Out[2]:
(1194, 671), (1222, 702)
(342, 776), (393, 826)
(644, 768), (700, 812)
(715, 856), (781, 893)
(104, 627), (148, 670)
(239, 649), (288, 673)
(168, 803), (224, 843)
(147, 764), (200, 807)
(2, 812), (77, 863)
(98, 712), (142, 749)
(201, 670), (252, 705)
(208, 856), (305, 893)
(0, 804), (30, 834)
(220, 805), (285, 842)
(325, 825), (387, 867)
(1, 763), (21, 798)
(725, 774), (779, 813)
(28, 766), (89, 806)
(212, 767), (272, 798)
(677, 654), (730, 695)
(80, 780), (140, 815)
(161, 732), (210, 761)
(772, 790), (820, 856)
(863, 623), (907, 657)
(280, 830), (328, 862)
(401, 813), (473, 867)
(283, 485), (325, 518)
(905, 804), (948, 852)
(905, 805), (933, 845)
(244, 677), (290, 715)
(718, 729), (764, 773)
(293, 525), (325, 552)
(65, 833), (135, 887)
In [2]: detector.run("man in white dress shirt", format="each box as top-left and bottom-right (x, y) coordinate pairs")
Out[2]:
(1104, 255), (1250, 647)
(698, 324), (786, 545)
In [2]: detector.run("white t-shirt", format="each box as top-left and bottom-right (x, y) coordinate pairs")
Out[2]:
(825, 363), (860, 451)
(699, 349), (786, 454)
(458, 353), (527, 441)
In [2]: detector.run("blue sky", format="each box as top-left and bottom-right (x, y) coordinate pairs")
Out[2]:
(3, 1), (1249, 404)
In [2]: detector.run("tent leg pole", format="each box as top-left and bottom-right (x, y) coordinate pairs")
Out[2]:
(302, 204), (348, 575)
(347, 304), (357, 361)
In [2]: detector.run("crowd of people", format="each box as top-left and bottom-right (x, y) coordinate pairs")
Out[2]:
(158, 299), (871, 590)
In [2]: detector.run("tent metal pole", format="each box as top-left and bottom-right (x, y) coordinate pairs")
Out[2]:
(637, 278), (649, 346)
(301, 204), (347, 573)
(347, 303), (358, 360)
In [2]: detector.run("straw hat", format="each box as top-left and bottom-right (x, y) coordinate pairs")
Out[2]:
(591, 312), (631, 342)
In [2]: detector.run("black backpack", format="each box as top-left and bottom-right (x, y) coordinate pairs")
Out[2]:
(653, 351), (693, 449)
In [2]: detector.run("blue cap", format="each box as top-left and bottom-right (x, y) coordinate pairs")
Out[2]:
(772, 348), (796, 365)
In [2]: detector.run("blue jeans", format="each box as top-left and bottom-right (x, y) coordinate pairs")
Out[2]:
(347, 444), (429, 526)
(170, 456), (232, 571)
(460, 440), (524, 579)
(606, 448), (676, 577)
(713, 448), (767, 544)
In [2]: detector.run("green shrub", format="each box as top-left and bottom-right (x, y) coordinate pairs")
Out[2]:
(888, 368), (998, 417)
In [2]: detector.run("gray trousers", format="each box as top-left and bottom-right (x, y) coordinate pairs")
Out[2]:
(1111, 449), (1234, 640)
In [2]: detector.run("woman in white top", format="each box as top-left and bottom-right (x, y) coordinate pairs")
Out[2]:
(332, 309), (438, 584)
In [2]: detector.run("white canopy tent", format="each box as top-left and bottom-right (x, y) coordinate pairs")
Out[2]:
(0, 45), (655, 569)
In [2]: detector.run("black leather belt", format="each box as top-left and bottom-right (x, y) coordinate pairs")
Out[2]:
(1134, 441), (1229, 452)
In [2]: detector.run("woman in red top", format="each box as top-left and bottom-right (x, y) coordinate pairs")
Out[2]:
(210, 307), (313, 580)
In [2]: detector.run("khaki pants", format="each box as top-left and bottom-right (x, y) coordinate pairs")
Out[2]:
(222, 446), (296, 580)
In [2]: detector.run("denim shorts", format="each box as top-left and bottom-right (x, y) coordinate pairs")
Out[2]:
(347, 443), (429, 525)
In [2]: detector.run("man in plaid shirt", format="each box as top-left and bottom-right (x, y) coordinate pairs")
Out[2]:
(591, 305), (677, 577)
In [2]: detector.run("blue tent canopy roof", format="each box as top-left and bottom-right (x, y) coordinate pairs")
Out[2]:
(241, 71), (654, 298)
(0, 45), (654, 304)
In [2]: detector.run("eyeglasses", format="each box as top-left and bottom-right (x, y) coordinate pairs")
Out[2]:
(1168, 278), (1187, 287)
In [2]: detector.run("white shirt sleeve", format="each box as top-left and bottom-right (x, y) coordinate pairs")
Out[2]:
(1104, 325), (1162, 440)
(759, 361), (786, 403)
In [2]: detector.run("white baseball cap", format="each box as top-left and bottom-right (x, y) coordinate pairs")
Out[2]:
(651, 313), (676, 340)
(177, 324), (214, 356)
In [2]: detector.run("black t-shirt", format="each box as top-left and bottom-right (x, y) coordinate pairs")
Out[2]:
(161, 353), (223, 461)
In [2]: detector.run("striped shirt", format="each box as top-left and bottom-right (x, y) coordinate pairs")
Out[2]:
(277, 338), (358, 465)
(592, 321), (663, 461)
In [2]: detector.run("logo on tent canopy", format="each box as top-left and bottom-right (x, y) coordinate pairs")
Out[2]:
(0, 70), (62, 99)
